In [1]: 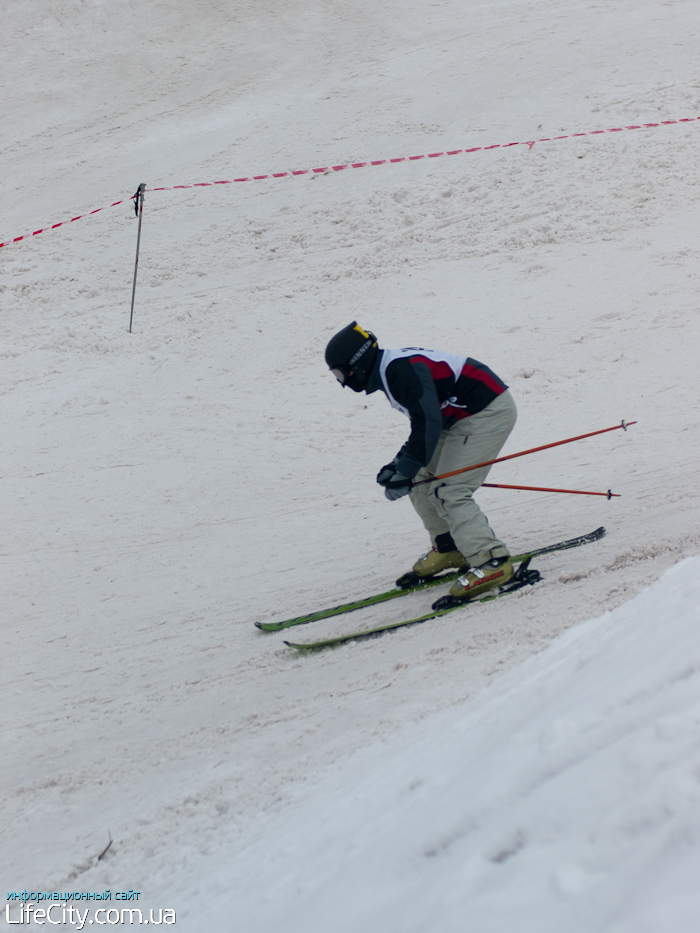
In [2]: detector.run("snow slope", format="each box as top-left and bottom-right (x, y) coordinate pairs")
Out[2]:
(186, 558), (700, 933)
(2, 0), (700, 928)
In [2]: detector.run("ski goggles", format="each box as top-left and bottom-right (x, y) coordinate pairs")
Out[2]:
(330, 366), (349, 385)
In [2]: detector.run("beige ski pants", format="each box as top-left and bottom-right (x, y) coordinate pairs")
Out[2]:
(408, 390), (517, 566)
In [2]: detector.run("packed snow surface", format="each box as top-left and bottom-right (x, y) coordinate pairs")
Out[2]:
(2, 0), (700, 930)
(196, 559), (700, 933)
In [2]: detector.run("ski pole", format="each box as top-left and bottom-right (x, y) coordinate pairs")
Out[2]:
(128, 182), (146, 334)
(412, 420), (636, 487)
(482, 482), (620, 498)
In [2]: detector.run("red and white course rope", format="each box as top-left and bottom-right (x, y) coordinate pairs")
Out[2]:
(2, 117), (697, 249)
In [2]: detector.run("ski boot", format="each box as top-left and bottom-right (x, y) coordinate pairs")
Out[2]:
(396, 532), (467, 589)
(432, 556), (541, 610)
(448, 556), (514, 599)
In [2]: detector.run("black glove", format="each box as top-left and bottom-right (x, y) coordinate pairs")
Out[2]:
(376, 462), (412, 500)
(376, 462), (398, 485)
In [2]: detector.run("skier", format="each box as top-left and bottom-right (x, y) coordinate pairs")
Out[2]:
(325, 322), (518, 601)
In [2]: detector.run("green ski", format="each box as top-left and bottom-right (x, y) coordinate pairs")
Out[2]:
(284, 560), (542, 650)
(256, 527), (605, 632)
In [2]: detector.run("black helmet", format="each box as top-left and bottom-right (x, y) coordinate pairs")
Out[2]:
(325, 322), (379, 392)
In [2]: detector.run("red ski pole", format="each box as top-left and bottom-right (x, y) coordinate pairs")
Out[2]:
(482, 482), (620, 498)
(411, 420), (636, 487)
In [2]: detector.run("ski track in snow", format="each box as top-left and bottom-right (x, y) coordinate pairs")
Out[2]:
(2, 0), (700, 929)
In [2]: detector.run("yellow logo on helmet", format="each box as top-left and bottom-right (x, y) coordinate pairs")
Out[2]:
(353, 324), (371, 339)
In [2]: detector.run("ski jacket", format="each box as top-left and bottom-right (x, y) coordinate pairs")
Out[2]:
(366, 348), (508, 478)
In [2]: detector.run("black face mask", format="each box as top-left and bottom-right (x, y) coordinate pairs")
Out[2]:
(330, 366), (365, 392)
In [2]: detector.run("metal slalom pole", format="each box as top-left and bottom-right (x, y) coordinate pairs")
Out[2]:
(128, 183), (146, 334)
